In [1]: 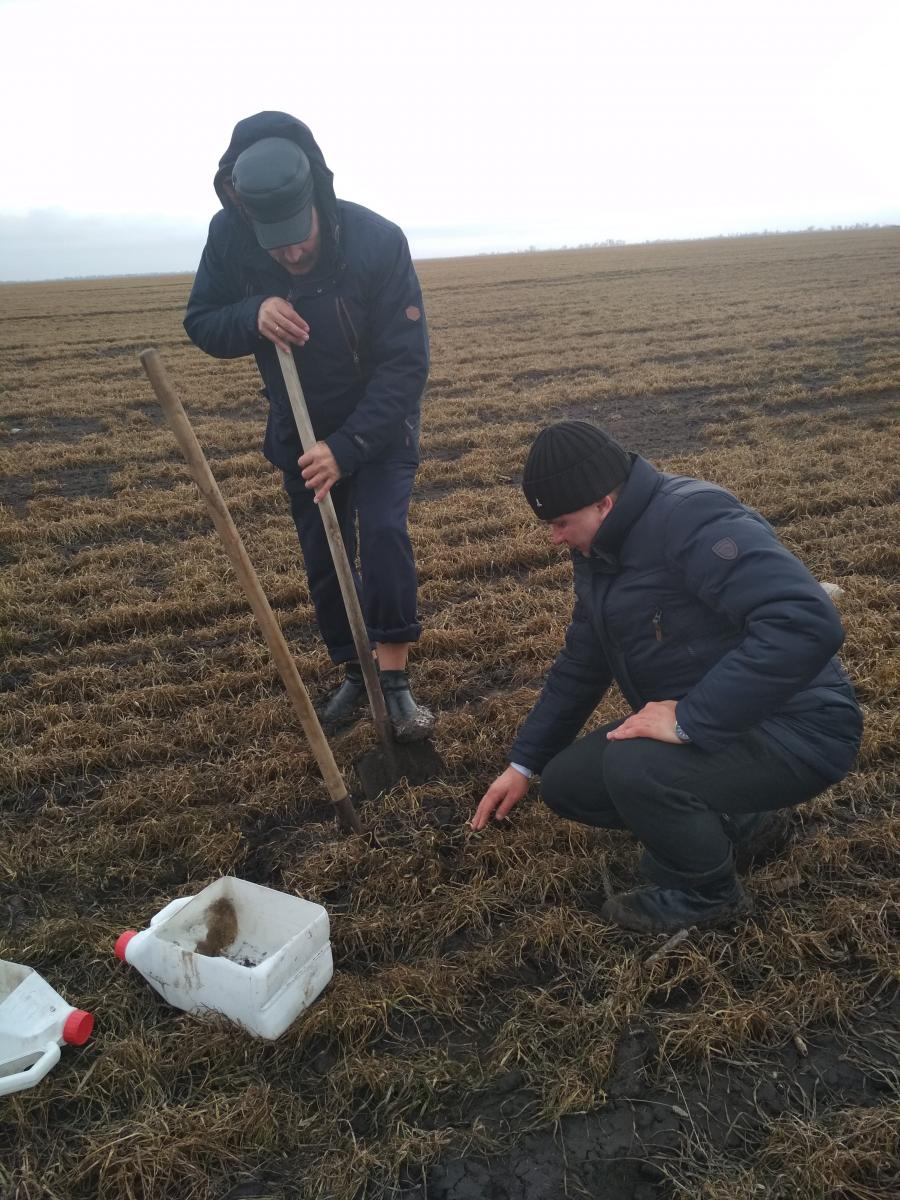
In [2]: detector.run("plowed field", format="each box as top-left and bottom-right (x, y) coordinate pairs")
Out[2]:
(2, 229), (898, 1199)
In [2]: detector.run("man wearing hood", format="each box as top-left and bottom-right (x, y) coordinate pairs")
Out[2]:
(471, 421), (862, 935)
(184, 112), (434, 741)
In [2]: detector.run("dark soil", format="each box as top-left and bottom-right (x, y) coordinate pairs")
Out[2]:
(550, 391), (724, 460)
(0, 413), (106, 443)
(4, 465), (114, 513)
(356, 739), (447, 801)
(392, 1005), (899, 1200)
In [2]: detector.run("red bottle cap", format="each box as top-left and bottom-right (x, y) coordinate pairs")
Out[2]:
(62, 1009), (94, 1046)
(114, 930), (138, 961)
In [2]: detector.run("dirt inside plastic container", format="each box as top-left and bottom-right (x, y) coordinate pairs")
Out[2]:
(195, 897), (239, 958)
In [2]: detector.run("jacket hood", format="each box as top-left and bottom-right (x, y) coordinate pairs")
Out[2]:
(214, 111), (341, 247)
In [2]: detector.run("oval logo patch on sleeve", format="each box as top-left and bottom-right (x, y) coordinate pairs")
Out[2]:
(712, 536), (739, 560)
(405, 305), (421, 321)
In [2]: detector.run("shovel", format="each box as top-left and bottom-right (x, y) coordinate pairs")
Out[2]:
(276, 347), (396, 774)
(276, 347), (443, 799)
(139, 348), (361, 835)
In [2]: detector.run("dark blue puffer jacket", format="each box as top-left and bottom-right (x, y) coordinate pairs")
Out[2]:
(510, 455), (862, 783)
(184, 111), (429, 475)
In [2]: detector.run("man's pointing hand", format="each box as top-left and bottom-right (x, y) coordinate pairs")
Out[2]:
(471, 766), (531, 830)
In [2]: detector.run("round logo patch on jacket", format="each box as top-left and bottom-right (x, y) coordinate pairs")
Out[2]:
(712, 536), (739, 560)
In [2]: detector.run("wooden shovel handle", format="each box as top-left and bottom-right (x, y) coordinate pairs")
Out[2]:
(276, 347), (397, 773)
(139, 348), (360, 835)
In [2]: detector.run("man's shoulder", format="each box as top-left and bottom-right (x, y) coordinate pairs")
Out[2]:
(338, 200), (407, 248)
(206, 206), (247, 250)
(654, 471), (741, 515)
(647, 471), (776, 557)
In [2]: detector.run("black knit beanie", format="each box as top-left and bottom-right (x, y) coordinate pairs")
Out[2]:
(522, 421), (632, 519)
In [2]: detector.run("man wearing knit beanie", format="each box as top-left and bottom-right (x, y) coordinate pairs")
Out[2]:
(472, 420), (862, 936)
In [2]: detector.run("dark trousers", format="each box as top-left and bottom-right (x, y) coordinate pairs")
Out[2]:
(541, 721), (830, 889)
(283, 460), (421, 664)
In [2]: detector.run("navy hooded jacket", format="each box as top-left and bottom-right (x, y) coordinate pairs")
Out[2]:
(510, 456), (863, 783)
(184, 112), (429, 476)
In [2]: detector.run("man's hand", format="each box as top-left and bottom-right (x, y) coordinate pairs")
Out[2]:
(470, 766), (531, 830)
(258, 297), (309, 353)
(299, 441), (342, 503)
(606, 700), (682, 744)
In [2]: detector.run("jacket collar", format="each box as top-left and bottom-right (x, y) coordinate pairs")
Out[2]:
(576, 455), (661, 571)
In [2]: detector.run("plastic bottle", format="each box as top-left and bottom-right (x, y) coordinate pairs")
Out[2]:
(115, 876), (332, 1040)
(0, 959), (94, 1096)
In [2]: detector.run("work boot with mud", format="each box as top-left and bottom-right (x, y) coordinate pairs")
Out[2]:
(601, 875), (752, 935)
(379, 669), (435, 743)
(721, 809), (794, 873)
(315, 662), (366, 732)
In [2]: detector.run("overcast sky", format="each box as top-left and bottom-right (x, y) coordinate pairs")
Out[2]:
(1, 0), (898, 281)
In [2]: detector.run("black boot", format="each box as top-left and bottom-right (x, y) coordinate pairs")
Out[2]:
(315, 662), (366, 732)
(601, 875), (752, 934)
(378, 669), (435, 743)
(721, 810), (794, 873)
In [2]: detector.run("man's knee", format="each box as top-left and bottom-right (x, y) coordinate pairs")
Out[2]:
(360, 521), (414, 587)
(541, 743), (625, 829)
(364, 520), (409, 556)
(602, 738), (659, 803)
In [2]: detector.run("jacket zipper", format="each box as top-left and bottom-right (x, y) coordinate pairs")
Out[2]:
(652, 609), (664, 641)
(596, 573), (643, 709)
(336, 297), (362, 375)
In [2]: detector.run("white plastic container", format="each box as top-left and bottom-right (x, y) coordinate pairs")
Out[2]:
(0, 959), (94, 1096)
(115, 877), (333, 1040)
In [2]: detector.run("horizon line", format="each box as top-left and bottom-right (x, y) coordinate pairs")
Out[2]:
(0, 222), (896, 285)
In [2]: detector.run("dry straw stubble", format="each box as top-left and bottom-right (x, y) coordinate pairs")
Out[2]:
(1, 229), (898, 1199)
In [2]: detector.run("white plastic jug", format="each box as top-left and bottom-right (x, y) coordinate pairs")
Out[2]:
(115, 877), (333, 1040)
(0, 959), (94, 1096)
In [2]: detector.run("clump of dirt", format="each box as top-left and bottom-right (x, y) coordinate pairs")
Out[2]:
(196, 896), (239, 957)
(356, 739), (446, 801)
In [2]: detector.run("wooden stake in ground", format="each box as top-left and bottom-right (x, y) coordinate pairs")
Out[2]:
(276, 346), (397, 777)
(139, 348), (361, 835)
